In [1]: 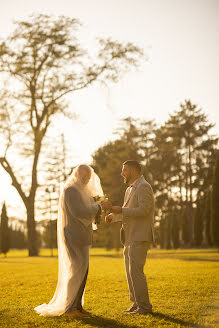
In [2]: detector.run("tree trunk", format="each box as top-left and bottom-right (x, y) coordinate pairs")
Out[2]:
(26, 204), (38, 256)
(26, 134), (42, 256)
(188, 144), (193, 204)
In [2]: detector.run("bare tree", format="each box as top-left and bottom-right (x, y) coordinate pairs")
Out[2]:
(0, 14), (144, 255)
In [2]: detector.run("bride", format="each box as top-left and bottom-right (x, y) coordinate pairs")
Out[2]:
(34, 164), (111, 317)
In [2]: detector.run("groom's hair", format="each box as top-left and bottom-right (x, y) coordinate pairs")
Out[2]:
(123, 160), (141, 174)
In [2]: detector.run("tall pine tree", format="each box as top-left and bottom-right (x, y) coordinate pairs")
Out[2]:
(194, 198), (204, 246)
(211, 151), (219, 246)
(0, 202), (10, 257)
(204, 191), (212, 246)
(155, 100), (218, 246)
(171, 209), (179, 249)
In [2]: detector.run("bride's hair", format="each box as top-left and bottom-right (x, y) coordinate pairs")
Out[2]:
(75, 164), (92, 177)
(64, 164), (103, 198)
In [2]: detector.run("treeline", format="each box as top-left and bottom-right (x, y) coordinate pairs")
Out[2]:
(0, 203), (57, 256)
(0, 203), (27, 256)
(1, 99), (219, 254)
(92, 100), (219, 249)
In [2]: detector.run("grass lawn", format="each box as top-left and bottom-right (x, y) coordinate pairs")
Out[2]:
(0, 248), (218, 328)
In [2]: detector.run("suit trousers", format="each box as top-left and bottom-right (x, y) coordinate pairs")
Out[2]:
(65, 268), (88, 313)
(124, 241), (152, 311)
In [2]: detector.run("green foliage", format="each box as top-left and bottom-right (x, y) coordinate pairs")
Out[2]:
(9, 228), (27, 249)
(158, 218), (165, 248)
(149, 100), (218, 246)
(194, 198), (204, 246)
(182, 207), (190, 246)
(92, 118), (153, 251)
(211, 150), (219, 246)
(0, 202), (10, 255)
(165, 213), (172, 249)
(42, 219), (57, 249)
(92, 101), (218, 249)
(171, 209), (179, 249)
(204, 191), (212, 246)
(0, 248), (218, 327)
(92, 216), (122, 250)
(93, 118), (142, 206)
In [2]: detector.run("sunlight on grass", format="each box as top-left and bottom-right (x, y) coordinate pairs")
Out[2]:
(0, 248), (218, 328)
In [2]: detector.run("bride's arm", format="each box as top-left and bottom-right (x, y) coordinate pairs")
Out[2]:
(65, 187), (99, 219)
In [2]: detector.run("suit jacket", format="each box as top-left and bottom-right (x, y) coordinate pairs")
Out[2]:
(120, 176), (155, 246)
(63, 186), (100, 246)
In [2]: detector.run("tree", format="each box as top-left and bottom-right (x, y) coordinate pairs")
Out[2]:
(93, 122), (142, 200)
(159, 218), (165, 249)
(0, 202), (10, 256)
(172, 100), (218, 244)
(150, 100), (218, 246)
(194, 198), (204, 247)
(92, 118), (144, 250)
(92, 110), (218, 249)
(9, 228), (27, 249)
(211, 150), (219, 246)
(204, 191), (212, 246)
(92, 118), (142, 206)
(165, 213), (172, 249)
(37, 133), (70, 230)
(0, 14), (144, 256)
(42, 219), (57, 249)
(171, 209), (179, 249)
(182, 207), (190, 246)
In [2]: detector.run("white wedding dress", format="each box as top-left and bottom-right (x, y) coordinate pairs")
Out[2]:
(34, 165), (103, 316)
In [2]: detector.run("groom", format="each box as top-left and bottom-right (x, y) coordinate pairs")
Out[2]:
(106, 160), (155, 315)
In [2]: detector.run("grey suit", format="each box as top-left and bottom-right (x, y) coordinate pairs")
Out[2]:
(64, 186), (100, 246)
(121, 176), (155, 312)
(63, 186), (100, 313)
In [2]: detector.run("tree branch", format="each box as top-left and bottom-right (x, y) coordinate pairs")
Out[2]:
(38, 70), (104, 126)
(0, 157), (28, 207)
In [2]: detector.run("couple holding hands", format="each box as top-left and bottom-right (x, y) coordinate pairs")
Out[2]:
(34, 160), (155, 317)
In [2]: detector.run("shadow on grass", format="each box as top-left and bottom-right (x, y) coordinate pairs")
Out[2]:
(0, 256), (58, 261)
(0, 260), (36, 264)
(72, 311), (196, 328)
(90, 254), (122, 258)
(151, 311), (196, 327)
(90, 253), (219, 262)
(0, 310), (198, 328)
(149, 250), (219, 255)
(181, 258), (219, 262)
(38, 255), (58, 258)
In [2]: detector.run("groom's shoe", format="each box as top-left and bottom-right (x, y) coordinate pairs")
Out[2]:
(64, 310), (89, 318)
(123, 304), (138, 313)
(130, 308), (152, 315)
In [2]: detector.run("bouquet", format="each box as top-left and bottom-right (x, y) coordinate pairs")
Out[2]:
(92, 194), (111, 229)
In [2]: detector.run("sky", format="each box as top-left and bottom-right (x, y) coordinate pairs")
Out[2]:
(0, 0), (218, 217)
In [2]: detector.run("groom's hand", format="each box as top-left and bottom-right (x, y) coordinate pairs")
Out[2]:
(105, 213), (113, 224)
(111, 206), (122, 214)
(101, 200), (112, 211)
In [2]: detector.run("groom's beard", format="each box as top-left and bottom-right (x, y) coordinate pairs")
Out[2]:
(124, 175), (131, 185)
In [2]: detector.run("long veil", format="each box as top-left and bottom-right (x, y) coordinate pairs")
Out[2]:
(34, 165), (103, 316)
